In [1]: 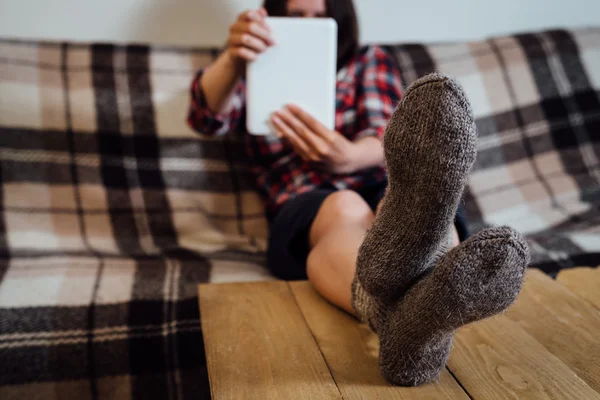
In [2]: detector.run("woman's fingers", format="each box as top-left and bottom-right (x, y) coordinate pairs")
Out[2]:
(227, 9), (274, 68)
(228, 32), (268, 53)
(286, 104), (333, 142)
(226, 9), (273, 71)
(245, 21), (275, 45)
(246, 8), (271, 35)
(239, 9), (265, 23)
(272, 115), (315, 161)
(232, 12), (274, 46)
(275, 109), (330, 160)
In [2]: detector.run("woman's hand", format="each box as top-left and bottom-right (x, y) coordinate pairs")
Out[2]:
(271, 104), (359, 174)
(226, 8), (275, 74)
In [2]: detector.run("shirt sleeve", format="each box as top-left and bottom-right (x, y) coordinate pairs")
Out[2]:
(354, 47), (403, 141)
(186, 69), (246, 136)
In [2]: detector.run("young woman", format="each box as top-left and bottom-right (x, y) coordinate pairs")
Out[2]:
(188, 0), (529, 386)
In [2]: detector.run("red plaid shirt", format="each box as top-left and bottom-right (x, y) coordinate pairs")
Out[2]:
(188, 46), (403, 214)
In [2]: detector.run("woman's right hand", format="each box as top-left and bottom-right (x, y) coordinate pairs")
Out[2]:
(226, 8), (275, 74)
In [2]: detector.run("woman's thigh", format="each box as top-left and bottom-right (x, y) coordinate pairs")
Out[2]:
(266, 189), (334, 280)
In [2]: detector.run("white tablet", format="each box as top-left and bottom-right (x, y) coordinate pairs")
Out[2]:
(246, 17), (338, 135)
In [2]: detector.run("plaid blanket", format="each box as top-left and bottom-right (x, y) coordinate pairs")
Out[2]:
(386, 28), (600, 275)
(1, 27), (599, 399)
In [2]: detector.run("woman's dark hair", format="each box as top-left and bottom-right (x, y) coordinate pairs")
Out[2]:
(262, 0), (359, 70)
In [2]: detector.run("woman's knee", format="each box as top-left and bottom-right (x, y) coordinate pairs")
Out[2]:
(310, 190), (374, 246)
(319, 190), (374, 224)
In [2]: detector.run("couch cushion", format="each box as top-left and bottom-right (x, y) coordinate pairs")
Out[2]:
(0, 29), (599, 269)
(0, 41), (268, 260)
(386, 28), (600, 272)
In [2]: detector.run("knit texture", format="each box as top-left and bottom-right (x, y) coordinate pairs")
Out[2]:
(351, 73), (530, 386)
(351, 279), (389, 333)
(355, 73), (477, 304)
(379, 226), (529, 386)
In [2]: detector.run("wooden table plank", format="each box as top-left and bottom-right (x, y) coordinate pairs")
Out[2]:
(448, 315), (600, 399)
(505, 269), (600, 392)
(557, 267), (600, 309)
(198, 281), (342, 400)
(289, 281), (470, 400)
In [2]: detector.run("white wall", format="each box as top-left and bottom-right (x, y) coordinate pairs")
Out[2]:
(0, 0), (599, 47)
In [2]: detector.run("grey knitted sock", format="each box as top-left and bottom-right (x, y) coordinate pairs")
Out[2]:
(378, 226), (530, 386)
(355, 73), (477, 304)
(349, 73), (529, 387)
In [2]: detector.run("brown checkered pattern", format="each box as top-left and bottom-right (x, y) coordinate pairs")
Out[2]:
(387, 28), (600, 273)
(1, 27), (599, 399)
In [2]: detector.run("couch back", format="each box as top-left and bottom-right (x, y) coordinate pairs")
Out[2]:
(386, 29), (600, 236)
(0, 28), (599, 265)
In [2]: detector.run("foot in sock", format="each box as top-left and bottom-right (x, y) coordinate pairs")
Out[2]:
(378, 226), (530, 386)
(356, 73), (477, 304)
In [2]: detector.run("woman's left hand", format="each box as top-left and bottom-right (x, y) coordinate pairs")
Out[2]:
(271, 104), (358, 174)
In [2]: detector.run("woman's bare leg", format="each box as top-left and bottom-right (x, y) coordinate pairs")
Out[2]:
(306, 190), (459, 315)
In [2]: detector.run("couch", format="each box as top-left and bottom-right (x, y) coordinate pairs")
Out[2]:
(0, 27), (598, 399)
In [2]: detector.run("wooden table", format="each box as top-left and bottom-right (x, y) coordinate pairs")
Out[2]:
(198, 268), (600, 399)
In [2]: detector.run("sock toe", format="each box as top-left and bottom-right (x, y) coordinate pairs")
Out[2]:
(377, 225), (530, 386)
(451, 226), (530, 318)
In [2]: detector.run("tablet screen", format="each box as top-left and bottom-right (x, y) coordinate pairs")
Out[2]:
(246, 17), (338, 135)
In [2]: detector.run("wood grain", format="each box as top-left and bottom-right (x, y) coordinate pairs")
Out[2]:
(557, 267), (600, 309)
(448, 315), (600, 399)
(198, 281), (342, 400)
(505, 269), (600, 392)
(289, 281), (469, 400)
